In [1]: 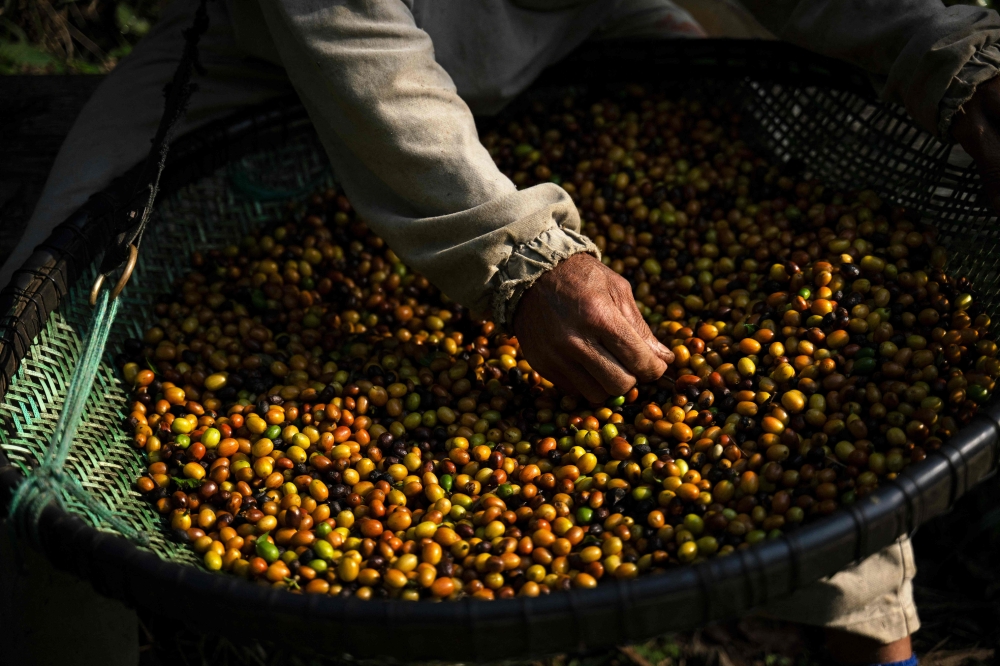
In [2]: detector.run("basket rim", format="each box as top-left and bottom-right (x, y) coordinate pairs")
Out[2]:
(0, 38), (997, 662)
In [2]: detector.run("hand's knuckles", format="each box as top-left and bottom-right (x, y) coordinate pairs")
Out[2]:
(608, 376), (635, 396)
(634, 358), (667, 383)
(634, 320), (658, 342)
(610, 317), (636, 344)
(567, 336), (595, 359)
(623, 301), (650, 331)
(594, 362), (635, 394)
(579, 299), (609, 326)
(607, 268), (629, 287)
(629, 353), (666, 380)
(612, 279), (637, 304)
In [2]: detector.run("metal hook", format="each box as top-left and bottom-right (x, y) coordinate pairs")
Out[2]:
(90, 243), (138, 306)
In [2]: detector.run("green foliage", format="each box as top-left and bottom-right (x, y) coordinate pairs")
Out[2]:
(0, 18), (55, 73)
(114, 2), (149, 38)
(0, 0), (158, 74)
(0, 39), (59, 74)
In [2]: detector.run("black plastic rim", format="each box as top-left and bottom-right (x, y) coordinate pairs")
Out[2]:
(0, 40), (998, 663)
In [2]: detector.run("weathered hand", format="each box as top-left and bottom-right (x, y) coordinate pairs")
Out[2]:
(512, 253), (674, 403)
(952, 75), (1000, 213)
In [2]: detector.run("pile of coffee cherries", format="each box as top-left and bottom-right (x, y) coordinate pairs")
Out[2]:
(123, 87), (997, 600)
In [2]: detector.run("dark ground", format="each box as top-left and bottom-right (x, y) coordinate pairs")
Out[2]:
(1, 0), (1000, 664)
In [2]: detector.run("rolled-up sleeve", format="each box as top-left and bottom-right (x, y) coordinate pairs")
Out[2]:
(740, 0), (1000, 137)
(255, 0), (597, 321)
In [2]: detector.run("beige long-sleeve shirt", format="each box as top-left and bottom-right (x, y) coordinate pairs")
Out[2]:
(233, 0), (1000, 325)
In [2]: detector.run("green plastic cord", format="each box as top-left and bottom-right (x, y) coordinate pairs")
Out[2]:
(8, 288), (149, 547)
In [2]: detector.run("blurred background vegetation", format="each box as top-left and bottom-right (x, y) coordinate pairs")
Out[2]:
(0, 0), (995, 75)
(0, 0), (160, 74)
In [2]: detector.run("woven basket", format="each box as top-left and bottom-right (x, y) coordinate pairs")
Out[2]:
(1, 40), (999, 663)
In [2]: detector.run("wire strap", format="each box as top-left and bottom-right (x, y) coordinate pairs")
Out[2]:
(9, 289), (148, 545)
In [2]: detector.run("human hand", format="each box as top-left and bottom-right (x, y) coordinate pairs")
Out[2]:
(952, 75), (1000, 213)
(512, 253), (674, 403)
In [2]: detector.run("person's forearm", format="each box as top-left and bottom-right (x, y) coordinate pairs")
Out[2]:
(256, 0), (596, 320)
(740, 0), (1000, 136)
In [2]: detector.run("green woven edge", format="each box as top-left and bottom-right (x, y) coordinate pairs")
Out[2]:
(0, 133), (332, 562)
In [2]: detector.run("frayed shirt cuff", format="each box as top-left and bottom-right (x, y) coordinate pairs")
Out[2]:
(940, 42), (1000, 138)
(491, 226), (600, 328)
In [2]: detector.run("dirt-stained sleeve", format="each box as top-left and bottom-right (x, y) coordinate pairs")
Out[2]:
(255, 0), (597, 321)
(739, 0), (1000, 137)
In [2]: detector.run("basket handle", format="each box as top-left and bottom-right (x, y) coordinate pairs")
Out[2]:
(92, 0), (211, 302)
(8, 0), (214, 550)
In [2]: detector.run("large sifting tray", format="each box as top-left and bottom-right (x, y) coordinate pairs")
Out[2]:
(1, 40), (999, 663)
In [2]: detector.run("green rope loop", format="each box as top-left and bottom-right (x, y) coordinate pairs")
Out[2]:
(9, 289), (149, 547)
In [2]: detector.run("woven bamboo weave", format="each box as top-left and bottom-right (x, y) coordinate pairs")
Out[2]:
(0, 137), (332, 563)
